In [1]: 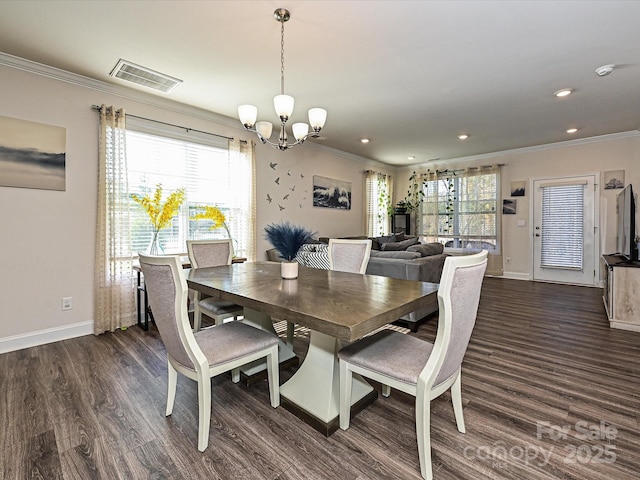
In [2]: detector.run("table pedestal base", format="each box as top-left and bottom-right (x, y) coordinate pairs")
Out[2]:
(279, 330), (376, 436)
(239, 308), (299, 385)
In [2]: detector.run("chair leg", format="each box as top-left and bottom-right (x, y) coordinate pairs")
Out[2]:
(381, 384), (391, 397)
(451, 371), (466, 433)
(193, 292), (202, 332)
(339, 360), (353, 430)
(166, 360), (177, 416)
(416, 387), (433, 480)
(266, 346), (280, 408)
(197, 371), (212, 452)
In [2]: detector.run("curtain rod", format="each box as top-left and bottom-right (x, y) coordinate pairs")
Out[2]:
(91, 104), (238, 142)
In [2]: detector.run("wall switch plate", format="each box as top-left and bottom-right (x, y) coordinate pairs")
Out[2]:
(62, 297), (72, 311)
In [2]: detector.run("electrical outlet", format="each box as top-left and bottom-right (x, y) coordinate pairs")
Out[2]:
(62, 297), (73, 311)
(506, 257), (511, 264)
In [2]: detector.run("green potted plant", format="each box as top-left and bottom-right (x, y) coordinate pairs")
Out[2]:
(264, 221), (315, 279)
(402, 171), (425, 213)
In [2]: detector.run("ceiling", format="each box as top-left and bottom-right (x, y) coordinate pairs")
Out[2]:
(1, 0), (639, 166)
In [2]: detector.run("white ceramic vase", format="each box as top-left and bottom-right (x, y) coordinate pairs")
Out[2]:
(281, 261), (299, 279)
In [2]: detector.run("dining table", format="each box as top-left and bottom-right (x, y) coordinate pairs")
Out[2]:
(186, 261), (439, 435)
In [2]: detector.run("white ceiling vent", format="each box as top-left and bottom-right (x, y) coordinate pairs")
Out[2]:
(109, 59), (182, 93)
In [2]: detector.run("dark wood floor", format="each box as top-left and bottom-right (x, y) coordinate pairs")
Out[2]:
(1, 277), (639, 479)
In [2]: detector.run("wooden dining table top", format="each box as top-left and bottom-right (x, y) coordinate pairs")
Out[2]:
(186, 261), (439, 343)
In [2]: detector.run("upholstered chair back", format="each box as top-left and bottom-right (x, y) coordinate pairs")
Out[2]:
(328, 239), (372, 274)
(187, 239), (233, 268)
(139, 254), (197, 371)
(423, 251), (488, 388)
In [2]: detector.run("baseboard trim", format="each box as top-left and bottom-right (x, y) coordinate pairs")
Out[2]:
(0, 321), (93, 354)
(609, 321), (640, 332)
(501, 272), (531, 281)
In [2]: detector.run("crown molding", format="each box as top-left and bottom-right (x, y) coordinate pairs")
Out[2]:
(400, 130), (640, 172)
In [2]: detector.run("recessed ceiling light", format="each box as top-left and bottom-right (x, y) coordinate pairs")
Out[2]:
(554, 88), (573, 98)
(360, 138), (370, 144)
(407, 156), (415, 160)
(457, 134), (469, 140)
(566, 128), (578, 134)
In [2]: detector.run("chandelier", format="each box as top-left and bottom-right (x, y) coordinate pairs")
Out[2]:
(238, 8), (327, 151)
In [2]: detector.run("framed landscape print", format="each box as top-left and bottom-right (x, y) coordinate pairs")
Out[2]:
(503, 199), (517, 214)
(0, 115), (66, 191)
(603, 170), (624, 190)
(313, 175), (351, 210)
(510, 180), (525, 196)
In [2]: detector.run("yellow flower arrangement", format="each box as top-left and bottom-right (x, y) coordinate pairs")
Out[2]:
(191, 206), (236, 254)
(191, 205), (227, 230)
(132, 183), (185, 254)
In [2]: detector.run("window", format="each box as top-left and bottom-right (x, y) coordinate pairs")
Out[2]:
(419, 168), (500, 252)
(126, 121), (253, 258)
(365, 171), (392, 237)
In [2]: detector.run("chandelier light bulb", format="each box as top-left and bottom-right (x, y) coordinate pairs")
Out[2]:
(292, 123), (309, 141)
(256, 121), (273, 139)
(238, 105), (257, 128)
(308, 108), (327, 131)
(274, 94), (294, 120)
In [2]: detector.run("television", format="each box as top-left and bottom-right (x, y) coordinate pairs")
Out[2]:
(616, 184), (637, 261)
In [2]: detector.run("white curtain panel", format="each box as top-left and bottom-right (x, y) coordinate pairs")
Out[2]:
(94, 105), (136, 333)
(228, 138), (256, 261)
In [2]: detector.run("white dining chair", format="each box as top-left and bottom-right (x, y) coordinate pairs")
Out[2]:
(338, 250), (488, 480)
(328, 238), (372, 273)
(138, 253), (280, 452)
(186, 239), (244, 331)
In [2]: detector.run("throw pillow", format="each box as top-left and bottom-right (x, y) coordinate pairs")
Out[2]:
(380, 237), (420, 251)
(377, 234), (397, 244)
(370, 234), (397, 251)
(407, 242), (444, 257)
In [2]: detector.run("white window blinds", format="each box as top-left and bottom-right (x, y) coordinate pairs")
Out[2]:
(540, 183), (585, 269)
(126, 128), (252, 258)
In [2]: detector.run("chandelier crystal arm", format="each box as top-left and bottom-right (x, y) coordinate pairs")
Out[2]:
(237, 8), (327, 152)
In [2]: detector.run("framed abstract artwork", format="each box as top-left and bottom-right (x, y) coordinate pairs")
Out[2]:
(0, 115), (66, 191)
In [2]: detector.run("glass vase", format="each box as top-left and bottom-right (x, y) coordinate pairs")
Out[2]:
(147, 231), (164, 255)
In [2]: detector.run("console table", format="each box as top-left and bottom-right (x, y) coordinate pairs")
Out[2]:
(602, 255), (640, 331)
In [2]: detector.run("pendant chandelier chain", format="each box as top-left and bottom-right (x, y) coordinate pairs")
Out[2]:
(280, 18), (285, 96)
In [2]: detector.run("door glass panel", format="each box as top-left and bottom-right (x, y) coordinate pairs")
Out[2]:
(540, 184), (584, 270)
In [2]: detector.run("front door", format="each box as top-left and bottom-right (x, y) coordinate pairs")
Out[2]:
(532, 175), (597, 285)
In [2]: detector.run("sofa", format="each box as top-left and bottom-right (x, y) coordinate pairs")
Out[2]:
(288, 234), (448, 331)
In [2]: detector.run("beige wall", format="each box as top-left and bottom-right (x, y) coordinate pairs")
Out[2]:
(0, 60), (389, 349)
(395, 133), (640, 280)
